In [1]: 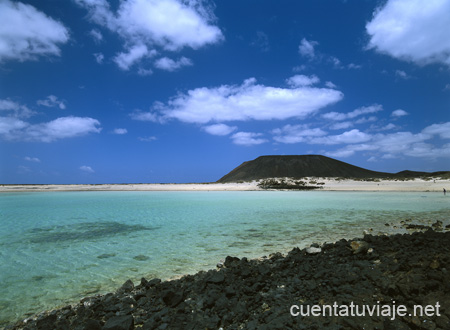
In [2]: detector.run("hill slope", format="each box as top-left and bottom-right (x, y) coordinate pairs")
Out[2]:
(217, 155), (446, 183)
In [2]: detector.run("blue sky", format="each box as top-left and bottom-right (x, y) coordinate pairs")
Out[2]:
(1, 0), (449, 184)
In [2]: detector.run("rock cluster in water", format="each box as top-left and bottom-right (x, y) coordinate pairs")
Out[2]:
(6, 226), (450, 330)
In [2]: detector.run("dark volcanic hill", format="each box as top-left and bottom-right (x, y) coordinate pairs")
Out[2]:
(217, 155), (447, 183)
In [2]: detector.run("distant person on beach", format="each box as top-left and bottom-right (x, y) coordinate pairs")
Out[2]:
(444, 188), (447, 195)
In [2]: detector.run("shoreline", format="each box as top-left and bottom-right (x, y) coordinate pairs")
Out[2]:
(5, 222), (450, 329)
(0, 177), (448, 192)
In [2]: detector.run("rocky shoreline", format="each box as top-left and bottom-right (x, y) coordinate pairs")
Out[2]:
(4, 224), (450, 330)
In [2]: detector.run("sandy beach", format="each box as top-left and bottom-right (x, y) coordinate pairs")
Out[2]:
(1, 177), (448, 192)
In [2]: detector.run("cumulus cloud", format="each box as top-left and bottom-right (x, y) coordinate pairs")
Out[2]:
(391, 109), (408, 117)
(113, 128), (128, 135)
(114, 43), (152, 70)
(270, 120), (450, 160)
(154, 56), (193, 71)
(272, 124), (326, 144)
(322, 104), (383, 121)
(366, 0), (450, 66)
(310, 129), (372, 145)
(0, 98), (35, 118)
(321, 122), (450, 159)
(298, 38), (318, 59)
(130, 109), (163, 122)
(330, 121), (353, 130)
(37, 95), (66, 110)
(0, 0), (69, 62)
(75, 0), (223, 70)
(0, 116), (101, 142)
(133, 77), (343, 124)
(203, 123), (237, 136)
(422, 122), (450, 139)
(231, 132), (267, 146)
(80, 165), (94, 173)
(286, 75), (319, 87)
(0, 117), (28, 137)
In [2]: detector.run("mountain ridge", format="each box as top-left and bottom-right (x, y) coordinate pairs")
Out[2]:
(217, 155), (448, 183)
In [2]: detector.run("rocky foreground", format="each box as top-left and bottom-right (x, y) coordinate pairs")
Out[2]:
(6, 226), (450, 330)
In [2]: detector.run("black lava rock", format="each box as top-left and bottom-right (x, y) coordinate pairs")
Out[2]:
(6, 229), (450, 330)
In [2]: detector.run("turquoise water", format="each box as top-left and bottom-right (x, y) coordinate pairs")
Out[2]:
(0, 191), (448, 325)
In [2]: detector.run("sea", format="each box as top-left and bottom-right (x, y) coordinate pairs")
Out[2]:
(0, 190), (448, 326)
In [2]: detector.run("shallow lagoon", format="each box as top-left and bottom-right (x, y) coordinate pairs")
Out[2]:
(0, 191), (448, 325)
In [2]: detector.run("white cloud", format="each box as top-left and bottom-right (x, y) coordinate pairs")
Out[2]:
(325, 148), (357, 158)
(330, 121), (353, 130)
(323, 123), (450, 159)
(203, 123), (237, 136)
(325, 81), (337, 89)
(75, 0), (223, 70)
(391, 109), (408, 117)
(371, 131), (429, 154)
(0, 117), (28, 137)
(114, 43), (151, 70)
(94, 53), (104, 64)
(293, 65), (307, 72)
(130, 109), (163, 122)
(24, 156), (40, 163)
(154, 56), (193, 71)
(0, 116), (101, 142)
(138, 136), (157, 142)
(395, 70), (411, 79)
(272, 124), (326, 144)
(347, 63), (362, 69)
(286, 75), (319, 87)
(298, 38), (318, 59)
(113, 128), (128, 135)
(366, 0), (450, 66)
(310, 129), (372, 145)
(355, 116), (377, 124)
(322, 104), (383, 121)
(136, 77), (343, 124)
(231, 132), (267, 146)
(329, 56), (342, 69)
(0, 0), (69, 62)
(137, 67), (154, 76)
(89, 29), (103, 42)
(80, 165), (94, 173)
(37, 95), (66, 110)
(379, 123), (397, 131)
(422, 122), (450, 139)
(0, 99), (35, 118)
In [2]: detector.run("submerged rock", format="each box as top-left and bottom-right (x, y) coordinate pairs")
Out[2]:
(97, 253), (116, 259)
(132, 255), (149, 261)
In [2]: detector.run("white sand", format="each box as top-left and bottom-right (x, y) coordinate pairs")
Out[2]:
(0, 178), (448, 192)
(320, 177), (448, 192)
